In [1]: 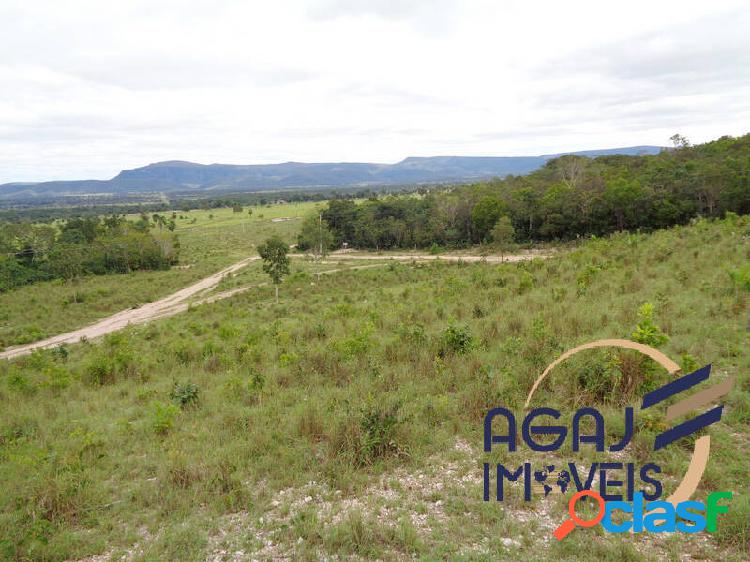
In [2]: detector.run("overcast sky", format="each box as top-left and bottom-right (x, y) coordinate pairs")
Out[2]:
(1, 0), (749, 183)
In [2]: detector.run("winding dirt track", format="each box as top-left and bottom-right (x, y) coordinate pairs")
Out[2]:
(0, 251), (544, 360)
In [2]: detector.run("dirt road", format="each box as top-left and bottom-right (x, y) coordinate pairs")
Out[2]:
(0, 256), (259, 360)
(0, 251), (546, 360)
(324, 251), (543, 263)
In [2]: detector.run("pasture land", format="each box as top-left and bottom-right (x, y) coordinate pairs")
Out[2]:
(0, 215), (749, 561)
(0, 202), (322, 350)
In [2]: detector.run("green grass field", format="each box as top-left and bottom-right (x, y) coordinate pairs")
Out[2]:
(1, 214), (749, 561)
(0, 202), (323, 350)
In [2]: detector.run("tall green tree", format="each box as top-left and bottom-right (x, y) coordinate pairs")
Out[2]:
(604, 177), (643, 231)
(470, 196), (505, 243)
(258, 236), (290, 303)
(297, 213), (334, 258)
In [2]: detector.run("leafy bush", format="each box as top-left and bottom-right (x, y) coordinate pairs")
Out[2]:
(574, 352), (626, 403)
(83, 354), (116, 385)
(151, 401), (180, 435)
(249, 368), (265, 392)
(82, 338), (137, 385)
(7, 370), (35, 395)
(728, 265), (750, 291)
(517, 271), (534, 294)
(440, 324), (474, 355)
(223, 368), (265, 405)
(51, 345), (69, 362)
(170, 382), (200, 409)
(41, 365), (72, 392)
(278, 352), (299, 367)
(631, 303), (669, 347)
(680, 353), (700, 373)
(359, 401), (403, 463)
(337, 323), (374, 359)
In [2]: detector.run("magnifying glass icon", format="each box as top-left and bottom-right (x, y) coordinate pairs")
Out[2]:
(553, 490), (606, 540)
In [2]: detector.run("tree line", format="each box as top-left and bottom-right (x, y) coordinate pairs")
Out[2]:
(301, 134), (750, 250)
(0, 214), (180, 292)
(0, 185), (411, 224)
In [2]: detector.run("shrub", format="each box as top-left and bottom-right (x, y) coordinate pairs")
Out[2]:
(359, 401), (403, 463)
(313, 323), (327, 339)
(440, 324), (474, 355)
(396, 323), (427, 346)
(223, 368), (265, 405)
(201, 340), (222, 358)
(680, 353), (700, 373)
(337, 323), (374, 359)
(327, 399), (407, 467)
(51, 345), (69, 362)
(81, 339), (137, 385)
(574, 352), (627, 404)
(172, 342), (198, 364)
(517, 271), (534, 294)
(728, 265), (750, 291)
(278, 352), (299, 367)
(218, 324), (239, 341)
(7, 369), (35, 395)
(631, 303), (669, 347)
(170, 382), (200, 409)
(151, 401), (180, 435)
(41, 365), (72, 392)
(83, 354), (116, 385)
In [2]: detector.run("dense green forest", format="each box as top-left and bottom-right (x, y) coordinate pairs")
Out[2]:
(317, 134), (750, 249)
(0, 215), (180, 292)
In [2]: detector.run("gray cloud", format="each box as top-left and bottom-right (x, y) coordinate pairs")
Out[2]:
(1, 1), (748, 183)
(538, 10), (750, 90)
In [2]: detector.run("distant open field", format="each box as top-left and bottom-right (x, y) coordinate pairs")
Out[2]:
(1, 215), (748, 561)
(1, 199), (538, 352)
(0, 201), (324, 350)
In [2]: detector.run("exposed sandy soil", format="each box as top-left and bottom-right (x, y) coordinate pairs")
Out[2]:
(1, 250), (547, 360)
(0, 256), (259, 360)
(328, 249), (548, 263)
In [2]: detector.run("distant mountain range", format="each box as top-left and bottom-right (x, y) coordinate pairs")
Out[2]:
(0, 146), (663, 200)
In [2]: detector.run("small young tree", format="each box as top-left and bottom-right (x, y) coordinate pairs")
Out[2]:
(258, 236), (290, 303)
(491, 216), (515, 260)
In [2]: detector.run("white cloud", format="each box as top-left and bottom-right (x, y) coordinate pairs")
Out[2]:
(0, 0), (748, 182)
